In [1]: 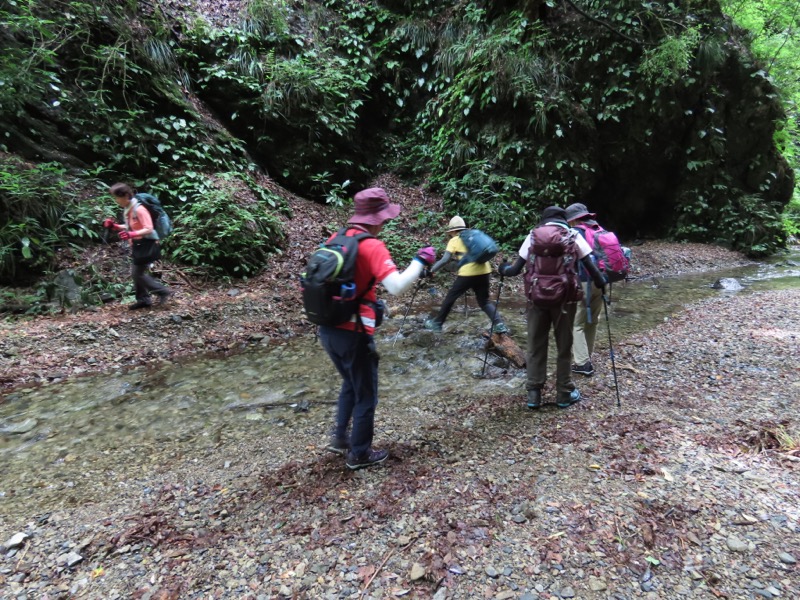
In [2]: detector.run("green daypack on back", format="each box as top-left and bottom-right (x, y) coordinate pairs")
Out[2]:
(300, 228), (374, 327)
(134, 193), (173, 240)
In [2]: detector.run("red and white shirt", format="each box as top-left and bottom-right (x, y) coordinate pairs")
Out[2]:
(336, 227), (398, 335)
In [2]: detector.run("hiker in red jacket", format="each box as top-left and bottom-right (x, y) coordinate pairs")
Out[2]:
(320, 187), (435, 470)
(103, 183), (173, 310)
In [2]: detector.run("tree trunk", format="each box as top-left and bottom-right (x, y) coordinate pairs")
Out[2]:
(483, 332), (526, 369)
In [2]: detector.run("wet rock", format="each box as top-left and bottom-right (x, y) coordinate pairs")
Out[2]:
(727, 535), (753, 552)
(712, 277), (744, 291)
(3, 532), (29, 550)
(0, 418), (38, 434)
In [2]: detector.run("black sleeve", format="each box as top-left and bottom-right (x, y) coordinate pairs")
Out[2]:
(580, 255), (608, 289)
(499, 256), (526, 277)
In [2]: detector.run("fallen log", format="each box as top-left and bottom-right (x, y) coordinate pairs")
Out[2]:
(482, 332), (526, 369)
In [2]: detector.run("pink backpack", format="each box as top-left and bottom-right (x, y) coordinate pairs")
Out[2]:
(579, 223), (630, 283)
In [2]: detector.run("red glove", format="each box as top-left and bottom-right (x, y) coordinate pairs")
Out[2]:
(119, 231), (135, 240)
(103, 218), (124, 232)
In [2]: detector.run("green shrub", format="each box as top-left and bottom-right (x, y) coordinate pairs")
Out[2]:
(436, 159), (536, 247)
(165, 173), (285, 275)
(0, 160), (100, 283)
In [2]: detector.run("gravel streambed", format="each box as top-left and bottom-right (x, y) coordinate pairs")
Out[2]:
(1, 250), (798, 599)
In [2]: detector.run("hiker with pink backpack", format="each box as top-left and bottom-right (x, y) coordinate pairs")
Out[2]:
(499, 206), (608, 410)
(565, 203), (631, 377)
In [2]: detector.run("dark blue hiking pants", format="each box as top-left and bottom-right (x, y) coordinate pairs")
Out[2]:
(319, 326), (379, 459)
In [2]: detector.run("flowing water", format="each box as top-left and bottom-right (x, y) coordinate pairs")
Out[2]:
(1, 249), (798, 522)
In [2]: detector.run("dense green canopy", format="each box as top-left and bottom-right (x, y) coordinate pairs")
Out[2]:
(0, 0), (797, 283)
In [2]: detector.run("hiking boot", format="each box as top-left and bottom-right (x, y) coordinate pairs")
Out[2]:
(572, 361), (594, 376)
(423, 319), (443, 332)
(491, 322), (509, 334)
(326, 438), (350, 456)
(526, 389), (542, 409)
(346, 449), (389, 470)
(128, 301), (152, 310)
(556, 389), (582, 408)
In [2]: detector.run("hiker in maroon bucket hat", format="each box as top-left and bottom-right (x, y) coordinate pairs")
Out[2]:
(319, 187), (436, 470)
(347, 187), (401, 226)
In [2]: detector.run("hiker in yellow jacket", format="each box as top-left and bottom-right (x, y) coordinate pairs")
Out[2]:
(423, 216), (508, 333)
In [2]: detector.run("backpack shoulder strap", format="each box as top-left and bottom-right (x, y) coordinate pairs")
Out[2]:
(337, 226), (374, 242)
(335, 227), (376, 303)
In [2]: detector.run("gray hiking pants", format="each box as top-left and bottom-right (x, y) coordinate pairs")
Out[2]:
(132, 263), (169, 304)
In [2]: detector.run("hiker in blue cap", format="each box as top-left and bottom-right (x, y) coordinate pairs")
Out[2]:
(423, 216), (508, 334)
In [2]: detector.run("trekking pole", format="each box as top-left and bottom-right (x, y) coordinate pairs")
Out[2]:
(392, 280), (423, 347)
(602, 294), (621, 407)
(480, 269), (505, 378)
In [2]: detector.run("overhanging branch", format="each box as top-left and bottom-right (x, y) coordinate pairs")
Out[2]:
(563, 0), (649, 46)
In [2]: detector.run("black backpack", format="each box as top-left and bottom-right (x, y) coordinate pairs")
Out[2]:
(300, 228), (374, 326)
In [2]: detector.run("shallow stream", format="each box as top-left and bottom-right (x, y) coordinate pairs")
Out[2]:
(1, 249), (798, 522)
